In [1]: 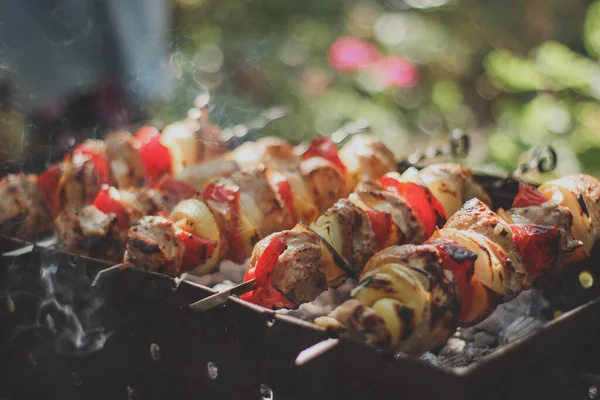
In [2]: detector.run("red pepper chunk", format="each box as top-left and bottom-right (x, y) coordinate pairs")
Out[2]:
(303, 136), (346, 173)
(269, 172), (297, 224)
(153, 176), (197, 204)
(176, 230), (217, 271)
(240, 236), (294, 309)
(93, 186), (130, 231)
(203, 182), (247, 264)
(510, 224), (560, 278)
(427, 238), (477, 322)
(37, 164), (62, 215)
(512, 182), (548, 208)
(365, 209), (393, 248)
(134, 126), (172, 186)
(380, 175), (446, 237)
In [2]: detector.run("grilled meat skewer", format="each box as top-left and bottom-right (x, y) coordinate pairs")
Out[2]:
(0, 114), (226, 239)
(240, 163), (490, 309)
(315, 174), (600, 356)
(57, 134), (393, 272)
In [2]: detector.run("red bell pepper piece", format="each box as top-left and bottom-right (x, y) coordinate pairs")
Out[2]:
(203, 182), (247, 264)
(380, 175), (446, 237)
(512, 182), (548, 208)
(37, 164), (62, 214)
(270, 172), (297, 224)
(364, 208), (393, 248)
(303, 136), (346, 173)
(240, 235), (295, 309)
(176, 229), (217, 271)
(427, 238), (477, 321)
(153, 176), (197, 203)
(134, 126), (172, 185)
(92, 186), (130, 231)
(510, 224), (560, 278)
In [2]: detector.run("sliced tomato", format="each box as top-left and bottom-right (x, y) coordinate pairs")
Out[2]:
(512, 182), (547, 208)
(153, 176), (197, 203)
(134, 126), (172, 185)
(92, 186), (130, 231)
(176, 229), (217, 271)
(203, 182), (246, 263)
(303, 136), (346, 173)
(364, 208), (393, 248)
(427, 238), (477, 321)
(380, 175), (446, 237)
(37, 164), (62, 214)
(240, 235), (295, 309)
(510, 224), (560, 278)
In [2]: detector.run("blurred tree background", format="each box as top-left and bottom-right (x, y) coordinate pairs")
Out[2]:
(153, 0), (600, 177)
(2, 0), (600, 177)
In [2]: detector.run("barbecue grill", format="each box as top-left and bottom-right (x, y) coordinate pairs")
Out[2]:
(2, 131), (600, 400)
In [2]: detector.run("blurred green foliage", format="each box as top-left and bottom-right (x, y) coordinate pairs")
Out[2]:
(156, 0), (600, 177)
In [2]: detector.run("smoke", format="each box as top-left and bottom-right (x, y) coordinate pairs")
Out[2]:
(10, 257), (111, 357)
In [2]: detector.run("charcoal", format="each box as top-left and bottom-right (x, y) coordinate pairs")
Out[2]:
(437, 290), (551, 368)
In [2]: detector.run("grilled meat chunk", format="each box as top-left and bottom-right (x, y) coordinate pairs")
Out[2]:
(263, 230), (327, 304)
(105, 130), (146, 189)
(301, 157), (349, 212)
(124, 216), (183, 275)
(231, 136), (300, 171)
(338, 135), (397, 187)
(0, 174), (51, 238)
(55, 205), (125, 261)
(229, 166), (294, 235)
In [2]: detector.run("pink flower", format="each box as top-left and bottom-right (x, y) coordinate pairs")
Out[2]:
(370, 56), (419, 88)
(328, 36), (380, 72)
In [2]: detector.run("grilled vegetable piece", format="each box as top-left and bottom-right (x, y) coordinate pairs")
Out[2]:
(119, 134), (397, 276)
(243, 163), (490, 308)
(317, 174), (600, 356)
(0, 115), (226, 240)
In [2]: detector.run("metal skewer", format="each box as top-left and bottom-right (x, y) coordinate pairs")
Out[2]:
(188, 131), (471, 312)
(189, 278), (257, 311)
(1, 235), (58, 257)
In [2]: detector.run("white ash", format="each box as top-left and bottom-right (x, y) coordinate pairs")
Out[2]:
(430, 290), (552, 368)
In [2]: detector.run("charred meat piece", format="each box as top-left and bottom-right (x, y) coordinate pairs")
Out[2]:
(124, 216), (183, 275)
(0, 174), (51, 238)
(301, 157), (349, 212)
(55, 205), (125, 262)
(263, 230), (327, 304)
(105, 130), (147, 189)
